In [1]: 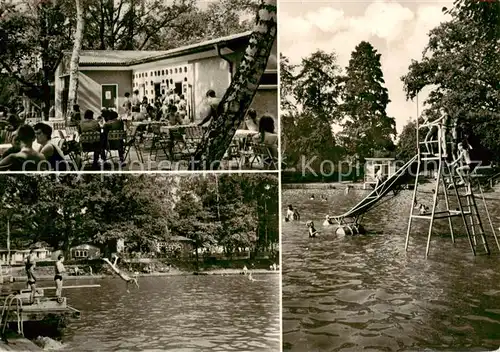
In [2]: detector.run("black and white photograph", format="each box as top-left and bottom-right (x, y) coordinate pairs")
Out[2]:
(0, 0), (277, 172)
(280, 0), (500, 351)
(0, 173), (280, 351)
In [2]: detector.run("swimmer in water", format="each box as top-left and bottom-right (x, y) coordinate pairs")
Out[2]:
(323, 215), (333, 227)
(310, 195), (315, 200)
(345, 185), (351, 195)
(306, 221), (319, 238)
(321, 195), (327, 202)
(418, 204), (429, 215)
(286, 205), (294, 222)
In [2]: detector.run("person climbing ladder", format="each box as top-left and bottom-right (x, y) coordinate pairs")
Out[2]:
(448, 142), (479, 192)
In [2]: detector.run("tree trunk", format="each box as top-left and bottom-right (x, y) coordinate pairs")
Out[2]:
(192, 0), (277, 170)
(6, 217), (10, 266)
(67, 0), (85, 121)
(194, 243), (199, 271)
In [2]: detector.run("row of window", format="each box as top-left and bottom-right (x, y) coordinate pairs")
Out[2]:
(134, 66), (188, 79)
(139, 86), (188, 96)
(73, 250), (88, 257)
(133, 77), (188, 87)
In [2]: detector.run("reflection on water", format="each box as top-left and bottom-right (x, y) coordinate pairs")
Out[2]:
(282, 188), (500, 351)
(44, 274), (279, 351)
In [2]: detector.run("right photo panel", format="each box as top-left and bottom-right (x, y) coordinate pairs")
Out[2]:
(280, 0), (500, 351)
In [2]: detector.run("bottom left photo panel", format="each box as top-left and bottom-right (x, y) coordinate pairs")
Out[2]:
(0, 173), (280, 352)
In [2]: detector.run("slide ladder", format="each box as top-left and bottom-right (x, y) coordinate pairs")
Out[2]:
(405, 118), (499, 257)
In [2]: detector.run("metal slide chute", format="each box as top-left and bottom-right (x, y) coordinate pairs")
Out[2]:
(331, 155), (419, 225)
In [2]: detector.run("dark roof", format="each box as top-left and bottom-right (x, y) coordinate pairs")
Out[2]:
(73, 31), (253, 67)
(78, 51), (168, 65)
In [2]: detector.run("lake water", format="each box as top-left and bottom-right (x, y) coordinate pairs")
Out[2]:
(282, 187), (500, 352)
(18, 274), (280, 351)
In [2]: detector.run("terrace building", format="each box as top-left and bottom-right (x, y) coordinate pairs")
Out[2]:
(54, 31), (277, 122)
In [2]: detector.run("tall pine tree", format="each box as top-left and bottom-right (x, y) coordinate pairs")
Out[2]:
(339, 41), (396, 161)
(293, 50), (342, 122)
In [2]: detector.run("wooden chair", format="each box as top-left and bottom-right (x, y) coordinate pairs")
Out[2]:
(123, 125), (144, 164)
(79, 131), (102, 168)
(249, 143), (278, 170)
(105, 130), (126, 163)
(184, 126), (204, 151)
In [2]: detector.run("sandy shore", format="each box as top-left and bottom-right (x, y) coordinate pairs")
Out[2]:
(9, 268), (279, 282)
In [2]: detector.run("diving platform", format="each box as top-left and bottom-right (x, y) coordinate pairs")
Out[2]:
(0, 289), (81, 324)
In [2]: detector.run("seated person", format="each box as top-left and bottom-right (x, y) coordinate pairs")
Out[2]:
(0, 125), (46, 171)
(34, 123), (67, 171)
(69, 104), (81, 127)
(1, 132), (21, 159)
(6, 113), (21, 132)
(252, 113), (278, 158)
(78, 110), (103, 168)
(245, 109), (259, 132)
(168, 105), (184, 126)
(103, 110), (125, 165)
(198, 90), (220, 126)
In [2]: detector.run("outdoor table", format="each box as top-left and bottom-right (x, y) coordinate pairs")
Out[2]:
(234, 129), (257, 139)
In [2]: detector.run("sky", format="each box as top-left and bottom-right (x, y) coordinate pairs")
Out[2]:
(279, 0), (453, 133)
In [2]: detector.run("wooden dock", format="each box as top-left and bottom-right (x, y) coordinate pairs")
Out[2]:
(0, 289), (81, 324)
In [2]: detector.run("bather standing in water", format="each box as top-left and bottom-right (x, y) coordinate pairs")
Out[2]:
(25, 249), (37, 304)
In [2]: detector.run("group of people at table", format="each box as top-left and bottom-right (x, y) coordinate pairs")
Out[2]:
(0, 89), (277, 171)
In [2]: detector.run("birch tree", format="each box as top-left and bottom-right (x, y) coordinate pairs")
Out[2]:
(67, 0), (85, 118)
(192, 0), (277, 170)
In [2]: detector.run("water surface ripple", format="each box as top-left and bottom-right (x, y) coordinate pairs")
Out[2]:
(49, 274), (279, 351)
(283, 188), (500, 352)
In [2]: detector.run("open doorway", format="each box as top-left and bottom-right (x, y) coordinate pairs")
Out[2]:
(174, 82), (182, 96)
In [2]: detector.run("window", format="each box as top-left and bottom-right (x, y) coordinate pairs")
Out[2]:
(162, 80), (165, 83)
(175, 68), (178, 73)
(184, 77), (187, 82)
(74, 250), (88, 258)
(146, 72), (148, 77)
(170, 69), (172, 74)
(151, 81), (153, 86)
(170, 79), (173, 84)
(184, 67), (187, 73)
(162, 70), (165, 75)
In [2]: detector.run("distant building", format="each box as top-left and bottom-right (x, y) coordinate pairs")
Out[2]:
(0, 247), (52, 265)
(70, 244), (101, 260)
(364, 157), (398, 189)
(157, 236), (195, 258)
(55, 31), (277, 121)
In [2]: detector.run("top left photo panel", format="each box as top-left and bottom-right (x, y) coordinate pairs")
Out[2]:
(0, 0), (277, 172)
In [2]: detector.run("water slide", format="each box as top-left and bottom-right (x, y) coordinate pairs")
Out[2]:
(331, 155), (419, 224)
